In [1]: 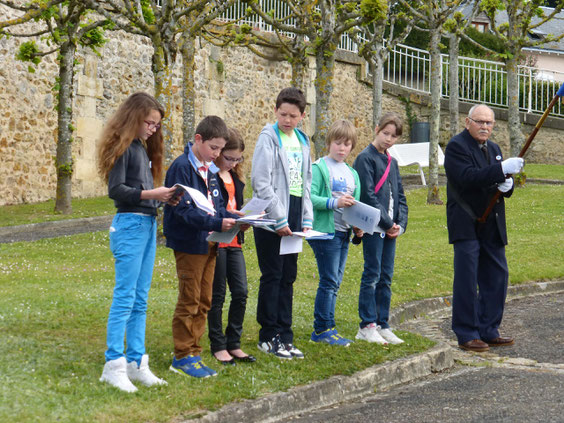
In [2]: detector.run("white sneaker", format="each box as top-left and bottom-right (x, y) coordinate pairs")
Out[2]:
(378, 328), (404, 344)
(127, 355), (168, 387)
(355, 323), (388, 345)
(100, 357), (138, 393)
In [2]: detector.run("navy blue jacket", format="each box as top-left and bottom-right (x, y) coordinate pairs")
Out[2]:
(444, 129), (513, 245)
(353, 143), (408, 231)
(163, 143), (237, 254)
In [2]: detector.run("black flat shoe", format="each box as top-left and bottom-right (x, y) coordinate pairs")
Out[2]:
(231, 354), (256, 363)
(212, 353), (236, 365)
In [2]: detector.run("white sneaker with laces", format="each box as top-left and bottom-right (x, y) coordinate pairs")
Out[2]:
(127, 354), (168, 386)
(355, 323), (388, 345)
(100, 357), (138, 393)
(378, 328), (404, 344)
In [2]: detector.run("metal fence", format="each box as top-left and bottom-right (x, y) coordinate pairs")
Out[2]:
(204, 0), (564, 118)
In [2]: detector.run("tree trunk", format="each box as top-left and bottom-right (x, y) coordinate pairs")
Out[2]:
(151, 38), (177, 166)
(180, 32), (196, 147)
(426, 29), (443, 205)
(290, 34), (308, 93)
(448, 34), (460, 139)
(372, 53), (385, 129)
(506, 56), (524, 156)
(54, 41), (76, 214)
(313, 46), (336, 159)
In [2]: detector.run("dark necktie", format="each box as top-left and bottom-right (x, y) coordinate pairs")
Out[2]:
(480, 144), (489, 163)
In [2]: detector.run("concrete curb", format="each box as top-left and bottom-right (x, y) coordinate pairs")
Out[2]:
(190, 343), (453, 423)
(190, 280), (563, 423)
(0, 215), (113, 243)
(389, 279), (564, 326)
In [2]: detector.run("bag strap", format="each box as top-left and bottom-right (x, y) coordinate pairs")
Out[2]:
(447, 182), (478, 221)
(374, 152), (392, 194)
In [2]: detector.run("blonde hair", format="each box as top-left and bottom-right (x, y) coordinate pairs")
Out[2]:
(376, 112), (403, 136)
(326, 119), (358, 150)
(224, 127), (245, 181)
(97, 92), (165, 184)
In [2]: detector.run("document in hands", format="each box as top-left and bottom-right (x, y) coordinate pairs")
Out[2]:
(279, 230), (331, 255)
(240, 197), (271, 216)
(342, 201), (383, 235)
(173, 183), (215, 215)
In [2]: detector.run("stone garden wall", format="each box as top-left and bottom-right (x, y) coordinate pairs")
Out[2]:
(1, 27), (562, 206)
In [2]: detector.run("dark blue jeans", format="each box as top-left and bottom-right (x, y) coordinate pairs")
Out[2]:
(359, 233), (396, 329)
(308, 231), (350, 333)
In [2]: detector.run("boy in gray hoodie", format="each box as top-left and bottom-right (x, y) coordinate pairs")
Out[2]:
(251, 87), (313, 359)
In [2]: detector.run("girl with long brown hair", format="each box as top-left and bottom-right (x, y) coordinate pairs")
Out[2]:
(97, 92), (177, 393)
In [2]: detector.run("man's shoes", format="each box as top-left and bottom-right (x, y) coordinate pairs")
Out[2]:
(311, 328), (352, 347)
(459, 339), (490, 352)
(483, 336), (515, 347)
(284, 343), (305, 359)
(169, 355), (211, 378)
(355, 323), (388, 345)
(126, 355), (167, 386)
(257, 334), (292, 359)
(377, 328), (404, 345)
(100, 357), (138, 393)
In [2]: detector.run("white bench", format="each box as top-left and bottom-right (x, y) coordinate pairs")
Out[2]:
(387, 142), (445, 186)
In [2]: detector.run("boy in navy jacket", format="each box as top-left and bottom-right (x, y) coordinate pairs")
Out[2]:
(164, 116), (238, 378)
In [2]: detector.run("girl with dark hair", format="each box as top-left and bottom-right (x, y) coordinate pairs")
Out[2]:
(208, 128), (256, 365)
(97, 92), (178, 392)
(353, 112), (408, 346)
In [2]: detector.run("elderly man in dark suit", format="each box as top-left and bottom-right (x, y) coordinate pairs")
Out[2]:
(444, 104), (524, 353)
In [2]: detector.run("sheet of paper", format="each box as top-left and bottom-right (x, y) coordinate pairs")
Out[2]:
(292, 230), (332, 240)
(280, 235), (303, 255)
(342, 202), (382, 235)
(240, 197), (271, 216)
(206, 226), (239, 243)
(174, 183), (215, 215)
(237, 214), (276, 226)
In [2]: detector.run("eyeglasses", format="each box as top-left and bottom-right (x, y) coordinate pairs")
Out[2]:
(222, 154), (244, 163)
(144, 120), (161, 130)
(469, 118), (495, 127)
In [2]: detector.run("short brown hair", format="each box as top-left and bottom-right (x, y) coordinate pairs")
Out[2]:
(326, 119), (357, 150)
(195, 115), (229, 142)
(275, 87), (307, 113)
(377, 112), (403, 136)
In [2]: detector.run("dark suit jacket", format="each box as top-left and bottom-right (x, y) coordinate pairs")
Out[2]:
(217, 170), (245, 245)
(444, 129), (513, 245)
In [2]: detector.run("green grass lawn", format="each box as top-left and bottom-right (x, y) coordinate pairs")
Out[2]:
(1, 184), (563, 422)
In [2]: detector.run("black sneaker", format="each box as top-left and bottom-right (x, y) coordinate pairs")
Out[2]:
(284, 343), (304, 359)
(257, 334), (292, 359)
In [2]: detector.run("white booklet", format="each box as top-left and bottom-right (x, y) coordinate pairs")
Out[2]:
(173, 183), (215, 215)
(279, 230), (330, 255)
(342, 201), (383, 235)
(240, 197), (271, 216)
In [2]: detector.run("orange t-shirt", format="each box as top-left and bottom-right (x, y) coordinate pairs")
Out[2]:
(219, 176), (241, 248)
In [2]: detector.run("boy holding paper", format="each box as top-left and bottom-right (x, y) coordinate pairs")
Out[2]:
(308, 120), (362, 347)
(251, 87), (313, 360)
(163, 115), (239, 378)
(353, 112), (408, 345)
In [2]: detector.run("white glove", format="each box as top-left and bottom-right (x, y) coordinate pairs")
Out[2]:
(501, 157), (524, 175)
(497, 177), (513, 193)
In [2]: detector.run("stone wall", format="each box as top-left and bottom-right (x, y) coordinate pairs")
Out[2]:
(1, 27), (563, 206)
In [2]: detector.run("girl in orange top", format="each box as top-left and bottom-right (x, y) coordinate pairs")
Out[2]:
(208, 128), (256, 364)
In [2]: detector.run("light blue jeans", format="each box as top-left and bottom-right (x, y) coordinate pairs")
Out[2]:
(359, 232), (396, 329)
(105, 213), (156, 365)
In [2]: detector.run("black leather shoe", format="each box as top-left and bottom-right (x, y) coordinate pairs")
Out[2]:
(212, 352), (236, 365)
(231, 354), (256, 363)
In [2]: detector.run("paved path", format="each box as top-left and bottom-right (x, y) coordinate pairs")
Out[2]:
(280, 292), (564, 423)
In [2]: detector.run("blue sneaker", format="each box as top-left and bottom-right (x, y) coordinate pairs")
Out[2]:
(311, 328), (353, 347)
(169, 355), (210, 378)
(199, 361), (218, 377)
